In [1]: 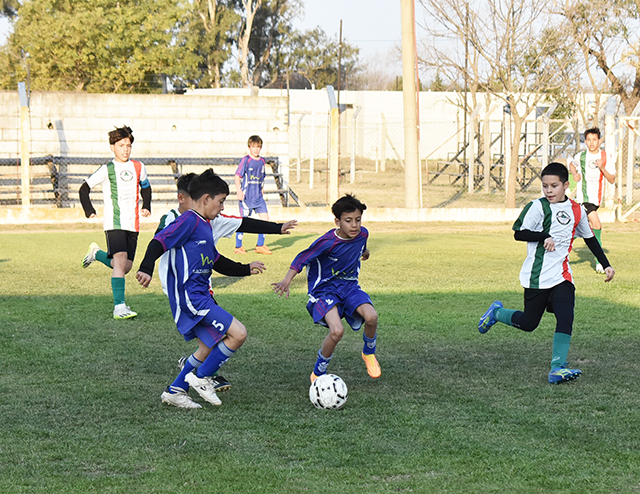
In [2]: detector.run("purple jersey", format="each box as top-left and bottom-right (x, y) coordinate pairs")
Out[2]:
(235, 155), (266, 208)
(291, 227), (369, 298)
(153, 210), (222, 335)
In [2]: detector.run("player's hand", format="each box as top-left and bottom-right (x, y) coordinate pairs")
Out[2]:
(271, 280), (290, 298)
(595, 158), (603, 171)
(362, 248), (370, 260)
(281, 219), (298, 234)
(136, 271), (152, 287)
(236, 191), (244, 202)
(543, 237), (556, 252)
(141, 208), (151, 218)
(604, 266), (615, 282)
(249, 261), (266, 275)
(89, 213), (97, 218)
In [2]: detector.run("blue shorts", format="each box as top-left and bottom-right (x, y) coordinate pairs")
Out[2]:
(239, 198), (268, 216)
(182, 303), (234, 348)
(306, 284), (373, 331)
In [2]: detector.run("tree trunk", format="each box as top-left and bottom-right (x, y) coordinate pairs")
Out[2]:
(505, 115), (523, 209)
(239, 0), (261, 88)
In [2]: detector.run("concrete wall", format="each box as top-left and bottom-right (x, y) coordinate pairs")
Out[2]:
(0, 91), (289, 160)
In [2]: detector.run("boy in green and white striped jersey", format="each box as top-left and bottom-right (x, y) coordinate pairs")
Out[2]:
(79, 126), (152, 320)
(478, 162), (614, 384)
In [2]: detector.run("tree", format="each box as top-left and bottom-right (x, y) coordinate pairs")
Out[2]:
(238, 0), (262, 87)
(0, 0), (18, 18)
(0, 0), (195, 93)
(418, 0), (572, 207)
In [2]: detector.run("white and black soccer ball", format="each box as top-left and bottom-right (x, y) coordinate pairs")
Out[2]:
(309, 374), (348, 410)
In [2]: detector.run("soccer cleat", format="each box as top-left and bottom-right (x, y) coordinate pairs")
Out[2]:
(161, 387), (202, 409)
(361, 352), (381, 379)
(478, 300), (503, 334)
(178, 357), (231, 393)
(113, 303), (137, 320)
(255, 245), (273, 255)
(595, 263), (605, 274)
(548, 364), (582, 384)
(234, 246), (247, 254)
(82, 242), (101, 268)
(310, 372), (319, 383)
(184, 372), (222, 406)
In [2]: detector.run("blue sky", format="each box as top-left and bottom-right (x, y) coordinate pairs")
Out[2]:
(0, 1), (402, 65)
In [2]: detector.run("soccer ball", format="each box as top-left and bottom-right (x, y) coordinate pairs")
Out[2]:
(309, 374), (348, 410)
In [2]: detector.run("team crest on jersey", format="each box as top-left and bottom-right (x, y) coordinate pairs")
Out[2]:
(556, 210), (571, 225)
(120, 170), (134, 181)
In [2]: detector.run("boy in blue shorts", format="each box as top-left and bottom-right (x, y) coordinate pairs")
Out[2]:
(272, 194), (381, 382)
(156, 172), (297, 393)
(478, 162), (615, 384)
(80, 126), (152, 320)
(234, 135), (273, 255)
(136, 169), (265, 409)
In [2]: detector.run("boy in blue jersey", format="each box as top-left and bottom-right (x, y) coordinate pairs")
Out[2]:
(272, 194), (381, 382)
(234, 135), (273, 255)
(478, 162), (615, 384)
(137, 169), (266, 409)
(156, 172), (298, 394)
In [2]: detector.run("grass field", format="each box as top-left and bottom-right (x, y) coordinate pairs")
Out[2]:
(1, 222), (640, 493)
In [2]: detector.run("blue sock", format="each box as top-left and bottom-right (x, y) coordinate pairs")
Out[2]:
(363, 334), (377, 355)
(257, 234), (265, 247)
(235, 232), (243, 248)
(313, 349), (332, 376)
(170, 354), (203, 392)
(197, 342), (235, 378)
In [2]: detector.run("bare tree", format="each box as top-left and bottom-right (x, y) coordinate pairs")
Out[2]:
(418, 0), (571, 207)
(238, 0), (262, 87)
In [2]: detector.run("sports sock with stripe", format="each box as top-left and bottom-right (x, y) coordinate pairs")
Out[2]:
(363, 333), (376, 355)
(235, 232), (243, 248)
(197, 342), (235, 378)
(170, 354), (203, 392)
(313, 349), (332, 376)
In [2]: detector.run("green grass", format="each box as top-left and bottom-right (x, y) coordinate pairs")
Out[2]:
(1, 223), (640, 493)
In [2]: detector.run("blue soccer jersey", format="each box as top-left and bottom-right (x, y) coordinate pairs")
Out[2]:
(235, 155), (266, 208)
(153, 210), (230, 335)
(291, 227), (369, 297)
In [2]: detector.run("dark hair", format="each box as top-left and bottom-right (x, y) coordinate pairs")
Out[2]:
(541, 162), (569, 183)
(188, 168), (229, 201)
(331, 194), (367, 219)
(248, 135), (263, 146)
(109, 126), (134, 145)
(584, 127), (601, 139)
(176, 173), (197, 196)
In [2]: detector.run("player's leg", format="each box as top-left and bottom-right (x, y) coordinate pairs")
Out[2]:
(185, 317), (247, 405)
(311, 307), (344, 382)
(587, 208), (605, 273)
(162, 339), (208, 409)
(82, 242), (111, 269)
(479, 289), (547, 334)
(356, 303), (381, 379)
(235, 201), (249, 253)
(547, 282), (581, 384)
(111, 232), (138, 319)
(254, 203), (272, 254)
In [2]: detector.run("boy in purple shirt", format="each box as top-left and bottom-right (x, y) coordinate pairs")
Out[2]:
(137, 169), (265, 409)
(272, 194), (381, 382)
(234, 135), (273, 255)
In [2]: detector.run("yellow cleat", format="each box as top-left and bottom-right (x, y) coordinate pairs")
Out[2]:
(255, 245), (273, 255)
(361, 353), (381, 379)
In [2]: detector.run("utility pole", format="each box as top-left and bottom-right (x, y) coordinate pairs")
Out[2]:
(400, 0), (421, 208)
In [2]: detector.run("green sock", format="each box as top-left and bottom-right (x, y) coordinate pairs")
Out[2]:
(593, 228), (602, 246)
(111, 277), (126, 306)
(550, 333), (572, 370)
(96, 250), (112, 268)
(495, 307), (517, 326)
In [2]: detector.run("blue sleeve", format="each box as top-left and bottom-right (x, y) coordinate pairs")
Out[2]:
(154, 211), (197, 252)
(235, 156), (248, 177)
(291, 235), (333, 272)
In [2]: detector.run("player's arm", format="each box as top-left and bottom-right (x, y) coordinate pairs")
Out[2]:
(237, 217), (298, 235)
(584, 236), (615, 281)
(271, 267), (299, 298)
(513, 230), (551, 242)
(568, 159), (581, 182)
(79, 182), (96, 218)
(213, 254), (265, 277)
(136, 239), (165, 287)
(597, 157), (616, 184)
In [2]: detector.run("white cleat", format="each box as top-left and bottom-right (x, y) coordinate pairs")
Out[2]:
(82, 242), (101, 268)
(113, 303), (137, 320)
(184, 372), (222, 406)
(161, 387), (202, 409)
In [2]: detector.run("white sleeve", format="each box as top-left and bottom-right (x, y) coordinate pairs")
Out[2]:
(605, 152), (616, 174)
(211, 215), (243, 245)
(139, 162), (148, 182)
(85, 165), (107, 189)
(575, 206), (594, 238)
(517, 201), (543, 232)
